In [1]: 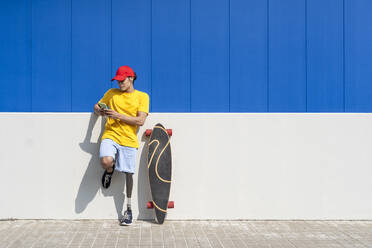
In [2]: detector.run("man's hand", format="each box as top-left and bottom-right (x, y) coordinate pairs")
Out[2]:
(94, 104), (105, 116)
(97, 108), (147, 126)
(104, 109), (121, 120)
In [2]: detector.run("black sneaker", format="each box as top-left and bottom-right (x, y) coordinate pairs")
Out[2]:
(101, 165), (115, 189)
(120, 209), (133, 226)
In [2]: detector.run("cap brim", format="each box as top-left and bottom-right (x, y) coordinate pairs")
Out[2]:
(111, 75), (127, 81)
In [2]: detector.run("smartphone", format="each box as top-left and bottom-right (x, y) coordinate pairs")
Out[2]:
(98, 103), (108, 110)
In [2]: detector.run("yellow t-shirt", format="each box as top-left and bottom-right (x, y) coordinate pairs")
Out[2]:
(98, 88), (150, 148)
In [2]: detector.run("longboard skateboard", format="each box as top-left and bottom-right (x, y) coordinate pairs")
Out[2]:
(146, 123), (173, 224)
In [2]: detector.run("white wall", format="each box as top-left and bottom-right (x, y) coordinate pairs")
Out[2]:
(1, 113), (372, 220)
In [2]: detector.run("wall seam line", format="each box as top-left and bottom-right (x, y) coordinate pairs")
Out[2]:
(30, 0), (33, 112)
(228, 0), (231, 112)
(150, 0), (153, 112)
(111, 0), (112, 90)
(343, 0), (346, 112)
(70, 0), (72, 112)
(189, 0), (192, 112)
(267, 0), (269, 112)
(305, 0), (308, 112)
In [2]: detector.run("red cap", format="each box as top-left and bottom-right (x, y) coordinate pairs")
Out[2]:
(111, 66), (135, 81)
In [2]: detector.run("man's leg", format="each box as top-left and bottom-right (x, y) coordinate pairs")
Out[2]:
(101, 156), (115, 188)
(99, 139), (117, 189)
(121, 172), (134, 226)
(119, 146), (137, 226)
(101, 156), (114, 172)
(125, 172), (133, 209)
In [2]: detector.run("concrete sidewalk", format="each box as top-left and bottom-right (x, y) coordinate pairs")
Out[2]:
(0, 220), (371, 248)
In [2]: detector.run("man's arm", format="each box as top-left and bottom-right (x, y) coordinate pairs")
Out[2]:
(105, 109), (148, 126)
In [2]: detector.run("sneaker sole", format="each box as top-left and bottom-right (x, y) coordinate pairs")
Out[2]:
(120, 221), (132, 226)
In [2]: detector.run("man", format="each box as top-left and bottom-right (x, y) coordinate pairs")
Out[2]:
(94, 65), (149, 226)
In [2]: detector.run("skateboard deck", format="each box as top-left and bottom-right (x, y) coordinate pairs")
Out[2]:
(147, 123), (172, 224)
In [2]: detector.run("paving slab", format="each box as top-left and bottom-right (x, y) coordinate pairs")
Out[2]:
(0, 220), (371, 248)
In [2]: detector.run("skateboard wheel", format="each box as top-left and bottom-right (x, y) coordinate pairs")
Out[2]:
(145, 129), (152, 137)
(147, 201), (154, 209)
(167, 201), (174, 208)
(166, 129), (172, 136)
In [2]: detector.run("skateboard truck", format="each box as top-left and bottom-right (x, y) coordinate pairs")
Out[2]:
(147, 201), (174, 209)
(145, 129), (172, 137)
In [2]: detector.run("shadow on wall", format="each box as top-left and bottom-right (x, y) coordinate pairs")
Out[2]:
(137, 132), (154, 220)
(74, 113), (126, 220)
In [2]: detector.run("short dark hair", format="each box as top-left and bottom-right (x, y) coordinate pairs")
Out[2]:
(129, 73), (137, 83)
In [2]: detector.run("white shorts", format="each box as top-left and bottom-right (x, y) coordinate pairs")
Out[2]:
(99, 139), (138, 173)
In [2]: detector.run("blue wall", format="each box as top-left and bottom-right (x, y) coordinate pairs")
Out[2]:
(1, 0), (372, 112)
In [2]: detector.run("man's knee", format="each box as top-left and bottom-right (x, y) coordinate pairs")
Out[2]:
(101, 156), (114, 169)
(125, 172), (133, 178)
